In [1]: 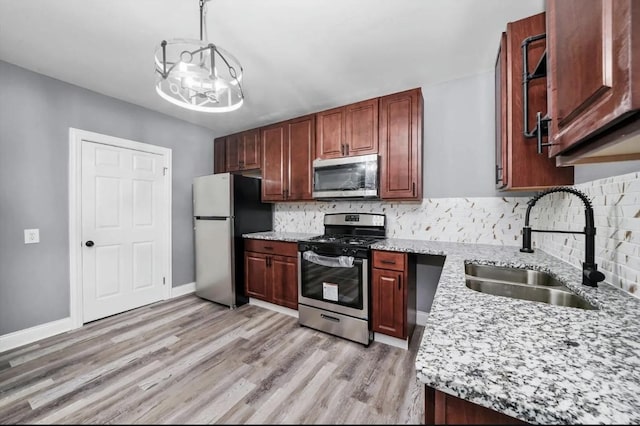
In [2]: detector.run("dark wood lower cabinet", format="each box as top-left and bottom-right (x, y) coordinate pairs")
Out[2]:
(425, 386), (527, 425)
(244, 240), (298, 310)
(270, 255), (298, 310)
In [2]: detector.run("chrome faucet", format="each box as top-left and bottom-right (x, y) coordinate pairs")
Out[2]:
(520, 187), (605, 287)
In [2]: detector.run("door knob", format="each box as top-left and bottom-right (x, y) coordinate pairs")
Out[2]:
(85, 240), (95, 247)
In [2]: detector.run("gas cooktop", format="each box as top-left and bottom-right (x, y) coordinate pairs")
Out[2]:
(305, 234), (384, 248)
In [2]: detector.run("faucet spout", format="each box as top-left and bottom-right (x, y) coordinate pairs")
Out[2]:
(520, 187), (604, 287)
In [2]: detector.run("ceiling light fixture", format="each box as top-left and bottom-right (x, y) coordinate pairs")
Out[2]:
(154, 0), (244, 113)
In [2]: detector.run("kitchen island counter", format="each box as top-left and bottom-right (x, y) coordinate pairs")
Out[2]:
(372, 238), (640, 424)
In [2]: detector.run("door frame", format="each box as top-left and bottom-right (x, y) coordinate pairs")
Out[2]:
(68, 128), (172, 328)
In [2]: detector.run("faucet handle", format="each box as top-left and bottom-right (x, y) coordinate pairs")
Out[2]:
(583, 263), (605, 287)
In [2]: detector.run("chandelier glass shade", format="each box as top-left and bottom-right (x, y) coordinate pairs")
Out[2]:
(154, 1), (244, 113)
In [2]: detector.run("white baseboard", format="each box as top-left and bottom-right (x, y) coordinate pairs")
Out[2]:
(416, 310), (429, 326)
(374, 332), (409, 350)
(249, 298), (299, 319)
(0, 317), (75, 353)
(170, 282), (196, 298)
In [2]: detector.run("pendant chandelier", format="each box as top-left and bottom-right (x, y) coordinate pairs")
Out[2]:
(154, 0), (244, 113)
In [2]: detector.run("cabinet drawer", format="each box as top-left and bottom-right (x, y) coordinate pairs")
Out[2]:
(372, 251), (406, 271)
(245, 239), (298, 257)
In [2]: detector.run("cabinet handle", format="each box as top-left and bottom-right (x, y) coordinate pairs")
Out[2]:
(412, 182), (416, 197)
(346, 144), (349, 155)
(263, 246), (274, 250)
(535, 112), (553, 155)
(380, 259), (396, 265)
(267, 256), (271, 267)
(398, 274), (402, 290)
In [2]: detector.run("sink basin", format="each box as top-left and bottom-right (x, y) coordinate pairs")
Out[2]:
(464, 264), (598, 310)
(465, 263), (564, 287)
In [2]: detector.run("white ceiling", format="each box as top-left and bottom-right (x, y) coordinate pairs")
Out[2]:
(0, 0), (544, 136)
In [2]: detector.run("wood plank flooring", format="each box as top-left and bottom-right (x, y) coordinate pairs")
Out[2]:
(0, 295), (425, 424)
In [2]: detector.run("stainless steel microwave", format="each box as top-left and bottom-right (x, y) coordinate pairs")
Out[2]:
(312, 154), (379, 199)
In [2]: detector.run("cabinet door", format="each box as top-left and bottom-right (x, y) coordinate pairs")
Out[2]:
(372, 268), (405, 339)
(345, 98), (378, 156)
(214, 137), (226, 174)
(270, 255), (298, 310)
(379, 88), (423, 200)
(287, 115), (315, 201)
(495, 33), (508, 189)
(245, 252), (269, 300)
(261, 124), (287, 201)
(242, 129), (261, 170)
(548, 0), (640, 156)
(504, 12), (573, 189)
(225, 133), (242, 172)
(316, 106), (345, 159)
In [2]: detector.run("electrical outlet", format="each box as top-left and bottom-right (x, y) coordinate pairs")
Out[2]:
(24, 229), (40, 244)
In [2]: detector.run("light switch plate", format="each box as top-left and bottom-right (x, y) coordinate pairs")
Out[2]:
(24, 229), (39, 244)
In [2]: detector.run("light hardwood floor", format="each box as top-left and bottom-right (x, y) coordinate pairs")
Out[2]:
(0, 295), (425, 424)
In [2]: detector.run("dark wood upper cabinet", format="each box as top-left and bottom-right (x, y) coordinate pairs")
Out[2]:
(286, 115), (315, 201)
(225, 133), (242, 172)
(495, 33), (508, 189)
(261, 123), (288, 202)
(224, 129), (261, 172)
(241, 129), (261, 170)
(379, 88), (423, 200)
(345, 98), (379, 156)
(496, 12), (573, 190)
(262, 115), (315, 202)
(547, 0), (640, 163)
(316, 107), (344, 159)
(214, 137), (226, 174)
(316, 98), (378, 159)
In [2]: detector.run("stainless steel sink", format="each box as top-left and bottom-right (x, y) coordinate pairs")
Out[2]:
(465, 263), (564, 287)
(464, 264), (598, 310)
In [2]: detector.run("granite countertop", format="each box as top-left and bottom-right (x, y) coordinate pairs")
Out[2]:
(242, 231), (319, 242)
(371, 238), (640, 424)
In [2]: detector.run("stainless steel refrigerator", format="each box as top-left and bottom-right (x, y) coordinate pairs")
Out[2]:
(193, 173), (273, 308)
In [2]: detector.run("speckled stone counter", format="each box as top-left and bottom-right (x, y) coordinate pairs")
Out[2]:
(371, 238), (640, 424)
(242, 231), (319, 242)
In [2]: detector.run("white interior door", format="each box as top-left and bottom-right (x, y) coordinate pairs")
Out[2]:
(81, 140), (168, 322)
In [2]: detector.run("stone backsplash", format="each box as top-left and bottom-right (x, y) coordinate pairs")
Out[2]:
(274, 171), (640, 298)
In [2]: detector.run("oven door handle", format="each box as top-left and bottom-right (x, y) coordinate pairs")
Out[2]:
(302, 251), (356, 268)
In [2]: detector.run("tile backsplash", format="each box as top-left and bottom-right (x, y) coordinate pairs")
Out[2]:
(274, 197), (527, 244)
(532, 171), (640, 297)
(274, 171), (640, 298)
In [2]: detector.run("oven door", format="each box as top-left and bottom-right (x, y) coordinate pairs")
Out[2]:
(312, 154), (378, 199)
(298, 250), (369, 319)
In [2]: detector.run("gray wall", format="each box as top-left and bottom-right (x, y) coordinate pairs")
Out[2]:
(0, 60), (214, 334)
(422, 70), (640, 197)
(422, 71), (509, 198)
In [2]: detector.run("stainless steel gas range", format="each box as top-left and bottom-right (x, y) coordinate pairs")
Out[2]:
(297, 213), (386, 346)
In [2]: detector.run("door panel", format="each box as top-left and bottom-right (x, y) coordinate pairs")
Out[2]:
(372, 268), (404, 338)
(242, 129), (261, 170)
(245, 252), (269, 300)
(287, 116), (315, 200)
(345, 98), (378, 155)
(195, 218), (234, 306)
(225, 133), (241, 171)
(261, 124), (287, 201)
(271, 255), (298, 310)
(82, 140), (166, 323)
(193, 173), (231, 217)
(379, 89), (422, 200)
(316, 107), (345, 159)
